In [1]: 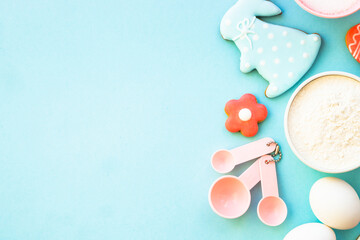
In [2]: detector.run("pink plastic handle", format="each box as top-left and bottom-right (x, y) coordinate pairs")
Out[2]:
(211, 137), (277, 173)
(259, 155), (279, 197)
(231, 137), (276, 165)
(238, 160), (260, 190)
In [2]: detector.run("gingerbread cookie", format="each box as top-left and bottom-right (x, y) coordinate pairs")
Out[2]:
(220, 0), (321, 98)
(346, 23), (360, 63)
(225, 94), (267, 137)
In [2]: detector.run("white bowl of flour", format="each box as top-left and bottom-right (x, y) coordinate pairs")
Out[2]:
(285, 72), (360, 173)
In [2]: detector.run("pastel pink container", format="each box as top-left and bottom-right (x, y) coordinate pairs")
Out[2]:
(295, 0), (360, 18)
(209, 160), (260, 219)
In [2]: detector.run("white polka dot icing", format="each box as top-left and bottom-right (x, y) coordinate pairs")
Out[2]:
(219, 0), (321, 98)
(238, 108), (252, 121)
(269, 85), (278, 93)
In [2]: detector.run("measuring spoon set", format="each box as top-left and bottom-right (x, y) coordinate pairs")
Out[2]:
(208, 137), (287, 226)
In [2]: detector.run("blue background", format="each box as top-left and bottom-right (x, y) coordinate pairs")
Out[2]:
(0, 0), (359, 239)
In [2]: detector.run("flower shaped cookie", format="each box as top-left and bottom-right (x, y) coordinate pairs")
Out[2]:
(225, 94), (267, 137)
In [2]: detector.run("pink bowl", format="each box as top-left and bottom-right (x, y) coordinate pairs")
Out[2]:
(209, 176), (251, 219)
(295, 0), (360, 18)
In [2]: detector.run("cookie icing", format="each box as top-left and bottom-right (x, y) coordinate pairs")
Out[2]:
(220, 0), (321, 98)
(346, 23), (360, 63)
(225, 94), (267, 137)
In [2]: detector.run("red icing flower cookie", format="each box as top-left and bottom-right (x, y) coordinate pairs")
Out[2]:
(346, 23), (360, 63)
(225, 94), (267, 137)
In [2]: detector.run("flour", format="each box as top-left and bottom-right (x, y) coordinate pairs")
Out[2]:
(288, 75), (360, 171)
(301, 0), (359, 14)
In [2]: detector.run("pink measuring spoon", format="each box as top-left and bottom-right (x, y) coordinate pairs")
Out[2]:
(257, 155), (287, 226)
(209, 155), (287, 225)
(209, 159), (261, 219)
(211, 137), (277, 173)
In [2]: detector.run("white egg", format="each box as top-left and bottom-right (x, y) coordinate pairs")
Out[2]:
(309, 177), (360, 230)
(283, 223), (336, 240)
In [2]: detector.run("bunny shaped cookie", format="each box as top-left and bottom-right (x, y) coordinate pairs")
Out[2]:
(220, 0), (321, 98)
